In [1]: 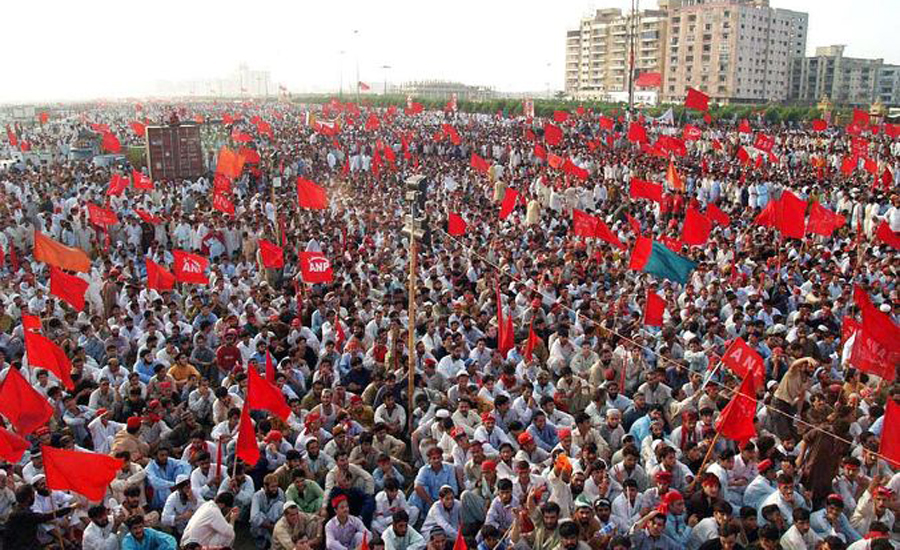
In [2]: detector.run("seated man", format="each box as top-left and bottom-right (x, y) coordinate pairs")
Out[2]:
(325, 495), (371, 550)
(122, 514), (177, 550)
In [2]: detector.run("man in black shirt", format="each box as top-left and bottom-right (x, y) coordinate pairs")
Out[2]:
(3, 485), (76, 548)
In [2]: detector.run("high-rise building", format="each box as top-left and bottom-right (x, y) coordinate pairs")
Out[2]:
(789, 45), (900, 106)
(564, 8), (667, 100)
(662, 0), (807, 103)
(565, 0), (809, 104)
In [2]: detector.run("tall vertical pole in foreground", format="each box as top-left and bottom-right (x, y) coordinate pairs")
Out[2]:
(403, 175), (425, 433)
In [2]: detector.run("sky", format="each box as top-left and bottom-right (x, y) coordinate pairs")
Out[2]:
(3, 0), (899, 103)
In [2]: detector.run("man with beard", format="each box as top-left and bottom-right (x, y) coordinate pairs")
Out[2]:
(382, 510), (426, 550)
(273, 501), (322, 550)
(83, 504), (125, 550)
(250, 474), (286, 548)
(510, 493), (561, 550)
(122, 514), (177, 550)
(572, 497), (602, 550)
(161, 474), (197, 540)
(560, 520), (593, 550)
(629, 511), (680, 550)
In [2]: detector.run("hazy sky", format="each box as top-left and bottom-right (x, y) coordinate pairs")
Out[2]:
(3, 0), (898, 103)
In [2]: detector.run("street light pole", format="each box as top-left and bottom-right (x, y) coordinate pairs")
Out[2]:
(339, 50), (346, 98)
(381, 65), (392, 95)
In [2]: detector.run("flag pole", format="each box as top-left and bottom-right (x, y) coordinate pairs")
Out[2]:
(406, 193), (418, 437)
(686, 431), (721, 493)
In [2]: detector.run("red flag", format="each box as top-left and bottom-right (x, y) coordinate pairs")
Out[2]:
(553, 111), (569, 123)
(626, 213), (641, 235)
(753, 133), (775, 153)
(9, 244), (18, 273)
(683, 124), (702, 141)
(236, 403), (260, 465)
(850, 327), (897, 381)
(453, 527), (468, 550)
(629, 178), (663, 203)
(361, 531), (371, 550)
(886, 124), (900, 139)
(879, 400), (900, 467)
(448, 213), (467, 236)
(365, 114), (380, 131)
(865, 158), (878, 175)
(231, 129), (252, 143)
(736, 146), (750, 164)
(705, 203), (731, 227)
(265, 350), (275, 381)
(129, 121), (146, 137)
(852, 108), (870, 128)
(87, 203), (119, 226)
(212, 191), (235, 216)
(841, 155), (858, 176)
(807, 202), (845, 237)
(38, 112), (49, 124)
(299, 251), (333, 283)
(42, 445), (124, 501)
(499, 188), (518, 220)
(101, 132), (121, 153)
(132, 170), (153, 190)
(523, 319), (537, 362)
(714, 366), (759, 446)
(134, 209), (163, 225)
(544, 123), (563, 146)
(23, 314), (41, 333)
(572, 209), (598, 238)
(0, 367), (53, 435)
(681, 206), (712, 246)
(496, 287), (514, 357)
(777, 191), (807, 239)
(238, 147), (261, 164)
(106, 174), (129, 197)
(627, 122), (648, 143)
(146, 259), (175, 291)
(24, 331), (74, 390)
(594, 218), (625, 250)
(883, 168), (894, 187)
(216, 147), (245, 179)
(634, 72), (662, 88)
(0, 427), (29, 463)
(442, 124), (462, 146)
(470, 153), (490, 174)
(297, 178), (328, 209)
(738, 119), (751, 133)
(5, 125), (17, 147)
(854, 286), (900, 355)
(875, 221), (900, 249)
(246, 362), (291, 421)
(172, 250), (209, 285)
(599, 116), (614, 130)
(49, 268), (89, 311)
(643, 291), (665, 327)
(259, 239), (284, 268)
(720, 337), (765, 389)
(811, 119), (828, 132)
(533, 143), (547, 160)
(684, 87), (709, 111)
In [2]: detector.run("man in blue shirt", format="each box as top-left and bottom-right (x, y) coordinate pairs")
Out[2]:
(122, 515), (177, 550)
(527, 411), (558, 452)
(145, 446), (192, 510)
(409, 446), (459, 519)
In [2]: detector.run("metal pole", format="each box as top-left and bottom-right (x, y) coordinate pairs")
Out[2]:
(407, 215), (418, 434)
(628, 0), (637, 113)
(354, 30), (361, 104)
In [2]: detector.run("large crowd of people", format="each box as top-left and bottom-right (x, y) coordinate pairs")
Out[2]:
(0, 96), (897, 550)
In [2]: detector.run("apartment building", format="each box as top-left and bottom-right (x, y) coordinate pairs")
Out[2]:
(565, 0), (808, 104)
(789, 45), (900, 106)
(564, 8), (667, 100)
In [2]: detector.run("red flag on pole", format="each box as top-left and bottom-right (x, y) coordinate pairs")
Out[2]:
(24, 331), (74, 390)
(684, 88), (709, 111)
(777, 191), (807, 239)
(544, 123), (563, 146)
(299, 252), (333, 283)
(720, 337), (766, 389)
(49, 268), (89, 311)
(453, 527), (468, 550)
(0, 427), (30, 463)
(681, 206), (712, 246)
(879, 400), (900, 467)
(714, 367), (760, 446)
(172, 250), (209, 285)
(629, 179), (663, 203)
(496, 286), (514, 357)
(811, 119), (828, 132)
(807, 202), (845, 237)
(875, 221), (900, 249)
(43, 445), (124, 501)
(499, 188), (518, 220)
(259, 239), (285, 269)
(87, 203), (119, 227)
(212, 191), (235, 216)
(470, 153), (490, 174)
(236, 403), (260, 465)
(246, 361), (291, 421)
(643, 291), (666, 327)
(146, 259), (176, 291)
(106, 174), (129, 197)
(101, 132), (121, 153)
(265, 350), (275, 382)
(297, 178), (328, 209)
(132, 170), (153, 190)
(0, 367), (53, 435)
(448, 213), (467, 236)
(705, 203), (731, 227)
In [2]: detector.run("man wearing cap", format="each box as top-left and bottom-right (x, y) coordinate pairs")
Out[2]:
(743, 459), (778, 511)
(850, 485), (895, 534)
(410, 447), (459, 518)
(250, 473), (286, 548)
(161, 473), (197, 539)
(325, 494), (371, 550)
(86, 407), (123, 455)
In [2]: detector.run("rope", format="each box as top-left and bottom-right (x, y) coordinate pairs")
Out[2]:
(430, 225), (898, 467)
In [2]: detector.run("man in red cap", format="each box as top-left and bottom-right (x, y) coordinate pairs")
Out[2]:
(325, 494), (371, 550)
(111, 416), (151, 465)
(87, 406), (123, 455)
(744, 458), (779, 510)
(850, 485), (895, 535)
